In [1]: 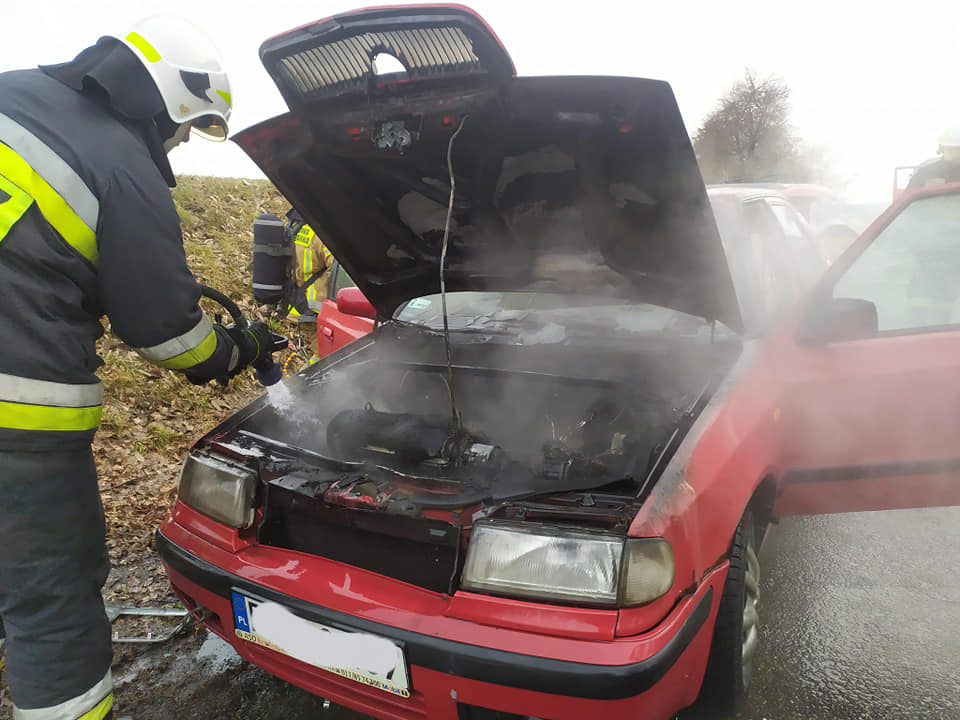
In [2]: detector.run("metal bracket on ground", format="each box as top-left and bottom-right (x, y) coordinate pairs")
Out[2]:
(105, 605), (194, 644)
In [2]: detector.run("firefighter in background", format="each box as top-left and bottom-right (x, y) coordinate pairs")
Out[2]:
(0, 16), (274, 720)
(284, 208), (333, 364)
(907, 127), (960, 188)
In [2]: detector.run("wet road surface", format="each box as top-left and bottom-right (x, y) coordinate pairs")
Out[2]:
(741, 507), (960, 719)
(7, 507), (955, 719)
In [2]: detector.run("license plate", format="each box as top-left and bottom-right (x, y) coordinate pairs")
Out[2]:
(231, 591), (411, 697)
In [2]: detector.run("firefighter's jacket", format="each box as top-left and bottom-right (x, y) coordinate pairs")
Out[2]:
(291, 223), (332, 314)
(0, 69), (235, 450)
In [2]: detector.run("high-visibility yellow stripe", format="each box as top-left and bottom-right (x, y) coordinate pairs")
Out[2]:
(77, 692), (113, 720)
(0, 144), (98, 265)
(126, 32), (161, 62)
(0, 173), (33, 241)
(156, 329), (217, 370)
(136, 315), (215, 367)
(303, 241), (317, 302)
(217, 89), (232, 107)
(0, 113), (99, 228)
(0, 400), (101, 431)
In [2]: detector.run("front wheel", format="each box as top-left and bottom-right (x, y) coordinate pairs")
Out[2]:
(689, 511), (761, 718)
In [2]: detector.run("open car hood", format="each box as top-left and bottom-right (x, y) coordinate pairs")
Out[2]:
(234, 5), (742, 331)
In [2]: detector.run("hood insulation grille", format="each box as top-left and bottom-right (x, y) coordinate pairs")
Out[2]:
(278, 27), (482, 100)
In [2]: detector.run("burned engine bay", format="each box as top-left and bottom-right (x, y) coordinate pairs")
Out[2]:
(222, 326), (741, 517)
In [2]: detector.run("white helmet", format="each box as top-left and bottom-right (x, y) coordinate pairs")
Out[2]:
(114, 15), (231, 140)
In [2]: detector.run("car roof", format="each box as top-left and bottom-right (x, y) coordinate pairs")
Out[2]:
(706, 184), (792, 203)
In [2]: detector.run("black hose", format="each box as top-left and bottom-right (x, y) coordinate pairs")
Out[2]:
(199, 284), (247, 329)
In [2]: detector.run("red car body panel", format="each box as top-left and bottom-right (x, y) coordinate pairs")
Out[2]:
(316, 296), (375, 358)
(159, 513), (725, 720)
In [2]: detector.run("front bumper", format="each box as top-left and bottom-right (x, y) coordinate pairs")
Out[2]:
(157, 523), (723, 720)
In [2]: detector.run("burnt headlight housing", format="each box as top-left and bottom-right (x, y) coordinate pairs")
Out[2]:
(177, 451), (257, 529)
(461, 520), (674, 607)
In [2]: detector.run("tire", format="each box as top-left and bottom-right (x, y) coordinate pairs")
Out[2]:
(690, 510), (761, 718)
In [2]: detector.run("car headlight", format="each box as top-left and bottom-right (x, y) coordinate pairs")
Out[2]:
(178, 452), (257, 529)
(461, 521), (674, 607)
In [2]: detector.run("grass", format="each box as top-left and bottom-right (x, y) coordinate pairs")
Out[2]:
(94, 175), (291, 590)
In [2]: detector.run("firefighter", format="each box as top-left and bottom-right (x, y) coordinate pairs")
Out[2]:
(907, 127), (960, 188)
(284, 208), (333, 363)
(0, 16), (273, 720)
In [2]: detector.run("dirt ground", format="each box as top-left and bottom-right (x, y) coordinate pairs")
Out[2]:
(1, 623), (369, 720)
(110, 632), (367, 720)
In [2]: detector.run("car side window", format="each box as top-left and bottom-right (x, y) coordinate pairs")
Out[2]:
(326, 262), (338, 301)
(831, 194), (960, 333)
(333, 261), (358, 297)
(739, 200), (796, 331)
(767, 201), (823, 285)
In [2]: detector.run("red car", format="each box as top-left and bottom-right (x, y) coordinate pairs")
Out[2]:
(157, 6), (960, 720)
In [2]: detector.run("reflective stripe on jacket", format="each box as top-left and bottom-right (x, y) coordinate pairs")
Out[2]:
(0, 69), (231, 449)
(293, 224), (332, 311)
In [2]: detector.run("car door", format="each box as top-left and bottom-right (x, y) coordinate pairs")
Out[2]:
(772, 188), (960, 515)
(315, 261), (375, 359)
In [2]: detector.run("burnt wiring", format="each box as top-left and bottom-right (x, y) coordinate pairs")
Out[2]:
(440, 115), (469, 432)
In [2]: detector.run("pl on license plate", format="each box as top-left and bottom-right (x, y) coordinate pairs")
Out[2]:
(231, 591), (411, 697)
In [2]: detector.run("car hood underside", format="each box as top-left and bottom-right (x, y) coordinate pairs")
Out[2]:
(234, 75), (741, 331)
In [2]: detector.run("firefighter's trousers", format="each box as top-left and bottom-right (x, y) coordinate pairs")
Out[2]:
(0, 448), (114, 719)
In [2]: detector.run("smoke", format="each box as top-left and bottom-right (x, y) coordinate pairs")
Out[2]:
(241, 299), (740, 496)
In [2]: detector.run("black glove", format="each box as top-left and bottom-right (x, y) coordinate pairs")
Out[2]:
(183, 322), (274, 386)
(227, 321), (274, 373)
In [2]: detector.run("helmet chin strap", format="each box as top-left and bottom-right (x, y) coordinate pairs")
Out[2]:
(162, 122), (191, 154)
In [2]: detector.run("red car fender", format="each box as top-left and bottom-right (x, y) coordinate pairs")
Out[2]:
(622, 343), (783, 635)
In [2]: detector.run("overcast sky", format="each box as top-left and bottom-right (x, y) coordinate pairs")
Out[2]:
(4, 0), (959, 202)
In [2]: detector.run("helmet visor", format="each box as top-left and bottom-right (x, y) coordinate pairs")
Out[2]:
(191, 115), (228, 141)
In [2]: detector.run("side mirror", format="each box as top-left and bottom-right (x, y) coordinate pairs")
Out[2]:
(797, 297), (878, 345)
(336, 287), (377, 320)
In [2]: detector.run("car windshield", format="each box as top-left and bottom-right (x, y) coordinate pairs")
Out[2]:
(393, 291), (733, 342)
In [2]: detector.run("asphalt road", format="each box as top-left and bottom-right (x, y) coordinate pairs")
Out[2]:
(11, 507), (954, 720)
(740, 507), (960, 720)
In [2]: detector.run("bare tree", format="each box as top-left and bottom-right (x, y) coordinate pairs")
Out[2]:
(694, 70), (813, 184)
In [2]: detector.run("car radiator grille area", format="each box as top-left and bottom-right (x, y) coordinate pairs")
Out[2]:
(258, 480), (459, 594)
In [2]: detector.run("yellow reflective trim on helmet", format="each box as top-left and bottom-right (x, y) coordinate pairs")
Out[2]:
(155, 329), (217, 370)
(126, 32), (161, 62)
(78, 692), (113, 720)
(0, 400), (102, 432)
(0, 173), (34, 242)
(0, 144), (98, 265)
(217, 89), (233, 107)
